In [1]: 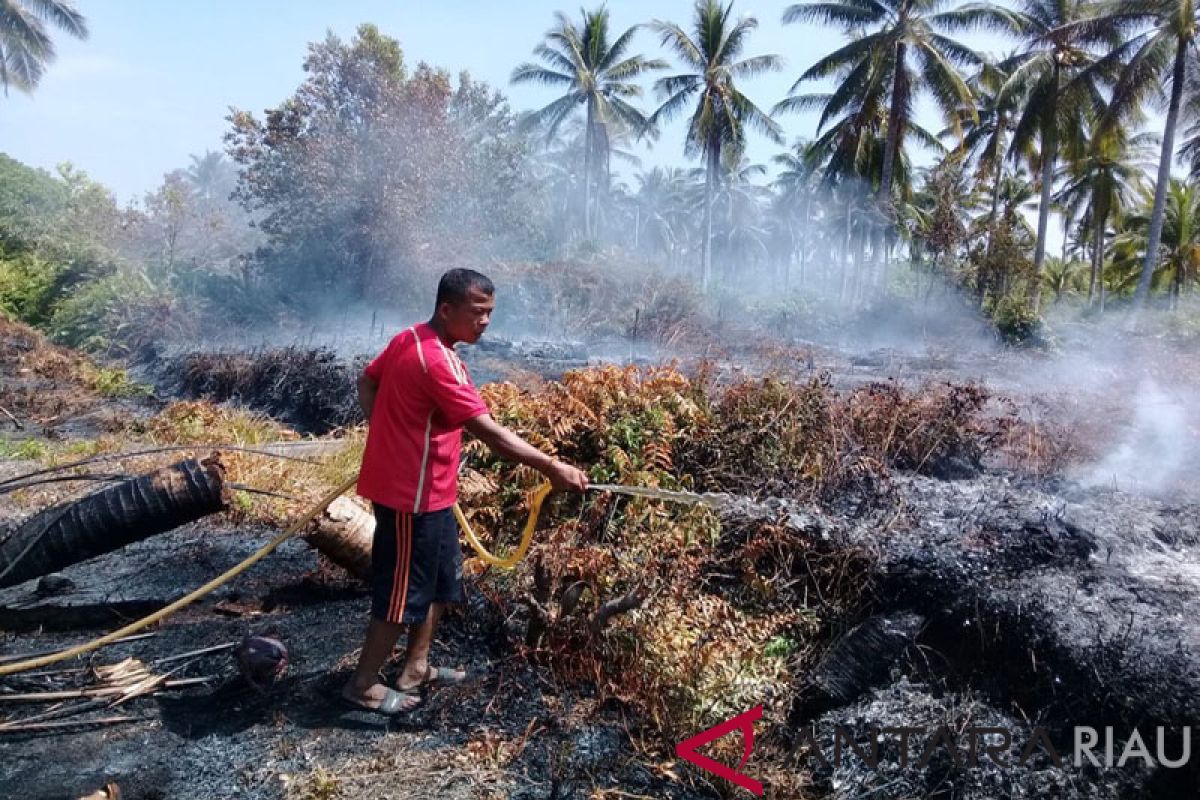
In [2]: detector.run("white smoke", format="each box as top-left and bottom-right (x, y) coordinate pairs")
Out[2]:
(1074, 379), (1192, 496)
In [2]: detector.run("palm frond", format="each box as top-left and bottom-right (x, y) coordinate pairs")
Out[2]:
(605, 55), (669, 83)
(649, 20), (705, 70)
(651, 85), (699, 126)
(531, 42), (579, 75)
(510, 63), (577, 88)
(24, 0), (87, 38)
(931, 4), (1027, 34)
(597, 23), (639, 73)
(773, 91), (835, 116)
(519, 92), (584, 140)
(654, 72), (703, 99)
(783, 0), (884, 26)
(731, 88), (785, 144)
(730, 53), (783, 79)
(795, 33), (885, 85)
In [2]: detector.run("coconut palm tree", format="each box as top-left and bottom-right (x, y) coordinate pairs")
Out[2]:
(772, 138), (822, 289)
(1178, 58), (1200, 180)
(632, 166), (693, 262)
(709, 155), (771, 282)
(953, 58), (1032, 279)
(649, 0), (783, 290)
(0, 0), (87, 95)
(972, 0), (1119, 311)
(799, 76), (927, 301)
(512, 8), (666, 238)
(779, 0), (987, 216)
(1114, 180), (1200, 306)
(185, 151), (238, 206)
(1084, 0), (1200, 309)
(1054, 123), (1155, 306)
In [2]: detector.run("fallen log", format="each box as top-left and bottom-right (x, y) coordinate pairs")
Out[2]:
(302, 496), (373, 580)
(0, 457), (229, 589)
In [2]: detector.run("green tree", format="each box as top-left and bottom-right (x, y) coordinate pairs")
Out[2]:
(771, 138), (821, 290)
(227, 25), (530, 302)
(709, 156), (770, 282)
(650, 0), (783, 290)
(0, 0), (87, 94)
(976, 0), (1118, 310)
(1114, 179), (1200, 305)
(0, 153), (67, 248)
(511, 8), (665, 239)
(1087, 0), (1199, 309)
(184, 151), (237, 206)
(779, 0), (986, 215)
(1054, 123), (1154, 306)
(954, 59), (1031, 296)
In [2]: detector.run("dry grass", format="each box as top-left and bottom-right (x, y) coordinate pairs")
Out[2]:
(0, 317), (144, 431)
(280, 735), (518, 799)
(453, 364), (1051, 768)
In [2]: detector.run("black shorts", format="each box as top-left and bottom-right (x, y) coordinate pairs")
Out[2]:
(370, 503), (466, 625)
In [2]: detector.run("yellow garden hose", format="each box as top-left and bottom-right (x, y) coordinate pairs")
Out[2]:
(454, 482), (552, 569)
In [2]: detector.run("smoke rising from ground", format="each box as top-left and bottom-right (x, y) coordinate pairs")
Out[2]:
(1074, 379), (1192, 496)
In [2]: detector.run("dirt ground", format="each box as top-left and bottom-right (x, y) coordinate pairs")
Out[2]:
(0, 525), (718, 800)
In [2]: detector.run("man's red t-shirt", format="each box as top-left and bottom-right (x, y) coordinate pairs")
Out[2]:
(357, 323), (489, 513)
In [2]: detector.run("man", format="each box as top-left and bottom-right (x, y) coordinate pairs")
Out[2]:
(342, 268), (589, 715)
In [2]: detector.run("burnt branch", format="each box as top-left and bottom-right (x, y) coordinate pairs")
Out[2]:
(588, 586), (648, 635)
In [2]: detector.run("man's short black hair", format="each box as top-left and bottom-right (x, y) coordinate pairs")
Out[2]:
(436, 268), (494, 308)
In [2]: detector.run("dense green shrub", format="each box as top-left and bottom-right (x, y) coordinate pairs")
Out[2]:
(48, 271), (193, 356)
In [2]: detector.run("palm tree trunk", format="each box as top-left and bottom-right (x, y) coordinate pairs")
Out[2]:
(1174, 259), (1183, 309)
(1089, 209), (1104, 307)
(1134, 37), (1188, 309)
(583, 101), (595, 240)
(800, 194), (811, 289)
(879, 42), (908, 208)
(1031, 78), (1057, 313)
(981, 166), (1004, 305)
(841, 203), (852, 305)
(598, 123), (611, 238)
(702, 142), (718, 291)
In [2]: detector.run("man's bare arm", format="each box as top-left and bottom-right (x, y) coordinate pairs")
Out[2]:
(464, 414), (588, 492)
(358, 372), (379, 420)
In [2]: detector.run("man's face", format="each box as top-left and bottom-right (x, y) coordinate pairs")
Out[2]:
(440, 285), (494, 344)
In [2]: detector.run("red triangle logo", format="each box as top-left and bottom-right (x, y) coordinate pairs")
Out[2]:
(675, 705), (764, 796)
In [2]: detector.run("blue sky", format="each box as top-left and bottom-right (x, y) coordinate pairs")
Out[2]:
(3, 1), (1014, 205)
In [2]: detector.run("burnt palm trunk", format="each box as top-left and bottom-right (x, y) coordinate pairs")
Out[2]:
(0, 458), (229, 589)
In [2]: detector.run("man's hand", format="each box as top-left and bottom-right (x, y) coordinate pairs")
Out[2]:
(545, 459), (589, 493)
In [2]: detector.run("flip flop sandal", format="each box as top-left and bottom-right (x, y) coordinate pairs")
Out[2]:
(423, 665), (468, 688)
(397, 665), (467, 693)
(341, 687), (423, 716)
